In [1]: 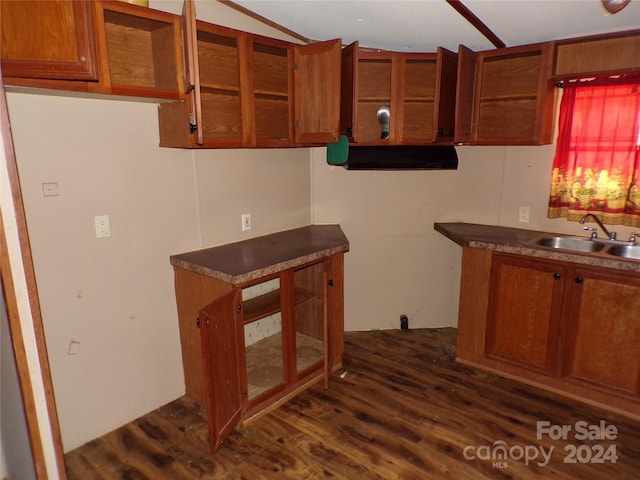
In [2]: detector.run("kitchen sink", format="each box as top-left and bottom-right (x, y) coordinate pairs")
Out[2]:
(607, 244), (640, 260)
(533, 236), (606, 253)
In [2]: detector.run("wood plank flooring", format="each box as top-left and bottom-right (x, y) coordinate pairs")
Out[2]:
(65, 328), (640, 479)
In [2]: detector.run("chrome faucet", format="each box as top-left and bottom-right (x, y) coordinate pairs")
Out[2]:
(579, 213), (616, 240)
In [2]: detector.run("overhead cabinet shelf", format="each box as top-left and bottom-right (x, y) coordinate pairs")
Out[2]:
(454, 43), (556, 146)
(552, 29), (640, 79)
(100, 3), (182, 98)
(1, 0), (184, 99)
(340, 43), (457, 146)
(157, 0), (341, 149)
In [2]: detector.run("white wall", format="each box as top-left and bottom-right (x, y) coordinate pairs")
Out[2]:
(311, 143), (638, 333)
(311, 148), (463, 331)
(6, 0), (311, 453)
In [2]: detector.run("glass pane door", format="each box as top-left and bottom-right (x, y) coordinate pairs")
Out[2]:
(242, 278), (284, 400)
(293, 262), (326, 377)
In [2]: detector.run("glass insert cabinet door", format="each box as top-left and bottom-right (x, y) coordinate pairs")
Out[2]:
(241, 260), (329, 402)
(242, 277), (285, 400)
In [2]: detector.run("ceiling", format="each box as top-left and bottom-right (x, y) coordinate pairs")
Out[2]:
(231, 0), (640, 52)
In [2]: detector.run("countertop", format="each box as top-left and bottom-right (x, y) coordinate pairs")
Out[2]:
(434, 222), (640, 274)
(170, 225), (349, 285)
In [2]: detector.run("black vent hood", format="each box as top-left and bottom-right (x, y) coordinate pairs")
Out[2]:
(327, 141), (458, 171)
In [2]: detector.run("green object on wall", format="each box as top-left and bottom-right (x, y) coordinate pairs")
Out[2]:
(326, 135), (349, 165)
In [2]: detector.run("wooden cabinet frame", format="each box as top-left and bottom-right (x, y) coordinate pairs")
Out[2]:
(457, 248), (640, 421)
(560, 265), (640, 398)
(159, 0), (340, 148)
(552, 28), (640, 80)
(93, 0), (184, 99)
(454, 43), (556, 145)
(1, 0), (98, 81)
(173, 246), (345, 452)
(340, 42), (457, 145)
(485, 254), (566, 375)
(2, 0), (184, 100)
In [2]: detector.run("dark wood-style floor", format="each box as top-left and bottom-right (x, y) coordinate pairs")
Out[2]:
(65, 328), (640, 479)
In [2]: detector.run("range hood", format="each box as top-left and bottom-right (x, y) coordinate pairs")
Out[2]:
(327, 140), (458, 171)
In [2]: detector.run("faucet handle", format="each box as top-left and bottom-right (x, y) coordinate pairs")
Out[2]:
(630, 232), (638, 244)
(582, 226), (598, 239)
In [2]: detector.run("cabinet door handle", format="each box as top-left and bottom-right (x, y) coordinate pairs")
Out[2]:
(575, 276), (584, 284)
(553, 272), (561, 280)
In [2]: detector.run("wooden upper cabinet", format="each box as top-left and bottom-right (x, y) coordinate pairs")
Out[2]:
(1, 0), (183, 100)
(455, 43), (557, 146)
(1, 0), (98, 81)
(293, 39), (341, 145)
(158, 9), (248, 148)
(433, 47), (458, 143)
(251, 35), (294, 147)
(196, 21), (247, 147)
(340, 42), (457, 146)
(94, 1), (184, 99)
(340, 42), (392, 145)
(553, 29), (640, 79)
(453, 45), (477, 145)
(158, 0), (340, 148)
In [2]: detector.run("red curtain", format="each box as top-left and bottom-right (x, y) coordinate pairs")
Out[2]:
(547, 75), (640, 227)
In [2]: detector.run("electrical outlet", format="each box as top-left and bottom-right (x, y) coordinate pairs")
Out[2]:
(518, 206), (530, 223)
(241, 213), (251, 232)
(94, 215), (111, 238)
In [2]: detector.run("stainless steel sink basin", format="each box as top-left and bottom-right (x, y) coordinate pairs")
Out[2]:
(607, 244), (640, 260)
(534, 236), (606, 253)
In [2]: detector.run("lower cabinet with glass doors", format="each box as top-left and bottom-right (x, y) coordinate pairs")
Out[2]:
(170, 225), (348, 451)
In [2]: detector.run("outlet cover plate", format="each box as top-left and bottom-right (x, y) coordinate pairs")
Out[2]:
(94, 215), (111, 238)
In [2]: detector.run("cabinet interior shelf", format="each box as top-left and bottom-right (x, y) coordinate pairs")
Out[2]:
(200, 82), (240, 93)
(243, 287), (315, 324)
(103, 9), (179, 92)
(480, 94), (538, 102)
(254, 90), (289, 99)
(359, 97), (391, 102)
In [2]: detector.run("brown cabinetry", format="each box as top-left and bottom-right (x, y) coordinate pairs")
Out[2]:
(158, 0), (341, 148)
(170, 225), (348, 451)
(562, 266), (640, 398)
(340, 42), (457, 145)
(553, 29), (640, 79)
(2, 0), (184, 100)
(457, 248), (640, 420)
(1, 0), (98, 81)
(94, 1), (183, 99)
(486, 254), (565, 375)
(455, 43), (556, 145)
